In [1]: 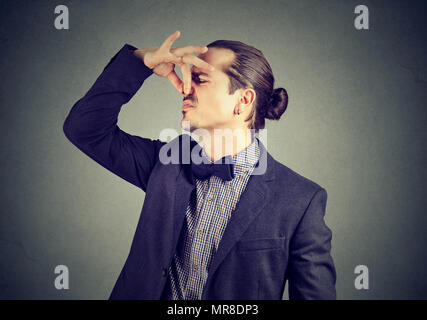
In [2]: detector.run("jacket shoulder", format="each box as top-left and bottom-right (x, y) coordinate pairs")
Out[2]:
(270, 155), (326, 197)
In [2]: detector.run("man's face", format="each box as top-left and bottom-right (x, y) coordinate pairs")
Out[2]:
(181, 47), (241, 134)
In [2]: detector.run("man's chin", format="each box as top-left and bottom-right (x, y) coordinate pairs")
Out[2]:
(181, 119), (197, 133)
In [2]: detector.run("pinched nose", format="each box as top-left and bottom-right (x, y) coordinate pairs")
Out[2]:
(181, 80), (196, 96)
(182, 90), (196, 104)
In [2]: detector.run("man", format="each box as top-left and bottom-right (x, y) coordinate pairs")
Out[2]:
(63, 30), (336, 299)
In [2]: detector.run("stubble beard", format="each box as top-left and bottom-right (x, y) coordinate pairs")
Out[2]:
(181, 116), (200, 134)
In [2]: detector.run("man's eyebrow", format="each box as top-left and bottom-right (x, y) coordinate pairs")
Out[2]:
(191, 70), (212, 78)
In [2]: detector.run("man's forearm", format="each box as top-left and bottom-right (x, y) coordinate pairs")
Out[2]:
(62, 44), (164, 191)
(63, 43), (153, 143)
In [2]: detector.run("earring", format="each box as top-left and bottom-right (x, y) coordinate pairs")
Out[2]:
(237, 110), (240, 115)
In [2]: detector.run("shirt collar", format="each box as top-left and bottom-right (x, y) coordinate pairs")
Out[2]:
(231, 136), (260, 177)
(199, 135), (260, 178)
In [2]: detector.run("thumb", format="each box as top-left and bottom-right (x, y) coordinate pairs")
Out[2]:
(167, 71), (184, 94)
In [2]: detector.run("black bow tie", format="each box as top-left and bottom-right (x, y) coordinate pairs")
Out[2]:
(191, 149), (235, 181)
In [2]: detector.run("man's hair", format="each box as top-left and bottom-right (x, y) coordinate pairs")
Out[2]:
(207, 40), (288, 132)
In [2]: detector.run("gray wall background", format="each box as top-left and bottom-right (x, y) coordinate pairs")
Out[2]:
(1, 0), (426, 299)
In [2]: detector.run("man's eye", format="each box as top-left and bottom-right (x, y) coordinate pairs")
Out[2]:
(192, 75), (207, 83)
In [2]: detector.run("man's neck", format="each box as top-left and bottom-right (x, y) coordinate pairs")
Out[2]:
(200, 129), (254, 162)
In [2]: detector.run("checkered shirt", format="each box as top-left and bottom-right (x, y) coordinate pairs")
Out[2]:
(165, 137), (261, 300)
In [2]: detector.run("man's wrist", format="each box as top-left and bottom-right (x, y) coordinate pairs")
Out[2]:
(133, 49), (153, 69)
(105, 44), (154, 81)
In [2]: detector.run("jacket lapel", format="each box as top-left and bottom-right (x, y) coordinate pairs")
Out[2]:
(172, 166), (195, 249)
(170, 134), (198, 251)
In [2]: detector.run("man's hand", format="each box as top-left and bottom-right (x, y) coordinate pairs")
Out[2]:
(133, 30), (214, 95)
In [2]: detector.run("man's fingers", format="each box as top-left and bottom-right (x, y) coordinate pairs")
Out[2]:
(172, 45), (208, 57)
(182, 55), (215, 72)
(180, 63), (192, 95)
(164, 54), (183, 66)
(160, 30), (181, 52)
(167, 71), (183, 94)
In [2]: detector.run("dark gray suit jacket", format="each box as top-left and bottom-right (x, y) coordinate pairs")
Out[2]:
(63, 43), (337, 300)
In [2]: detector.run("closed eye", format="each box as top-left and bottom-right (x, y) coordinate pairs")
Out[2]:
(192, 74), (207, 84)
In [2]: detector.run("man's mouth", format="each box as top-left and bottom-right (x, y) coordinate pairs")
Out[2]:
(182, 101), (195, 111)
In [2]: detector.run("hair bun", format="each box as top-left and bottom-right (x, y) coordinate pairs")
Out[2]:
(265, 88), (288, 120)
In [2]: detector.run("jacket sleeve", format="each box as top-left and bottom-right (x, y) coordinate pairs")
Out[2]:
(287, 188), (337, 299)
(63, 43), (166, 192)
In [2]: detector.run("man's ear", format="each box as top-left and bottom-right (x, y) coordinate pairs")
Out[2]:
(240, 88), (256, 107)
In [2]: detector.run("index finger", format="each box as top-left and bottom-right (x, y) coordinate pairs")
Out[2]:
(172, 45), (208, 57)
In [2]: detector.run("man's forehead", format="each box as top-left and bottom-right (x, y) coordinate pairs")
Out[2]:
(193, 47), (235, 75)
